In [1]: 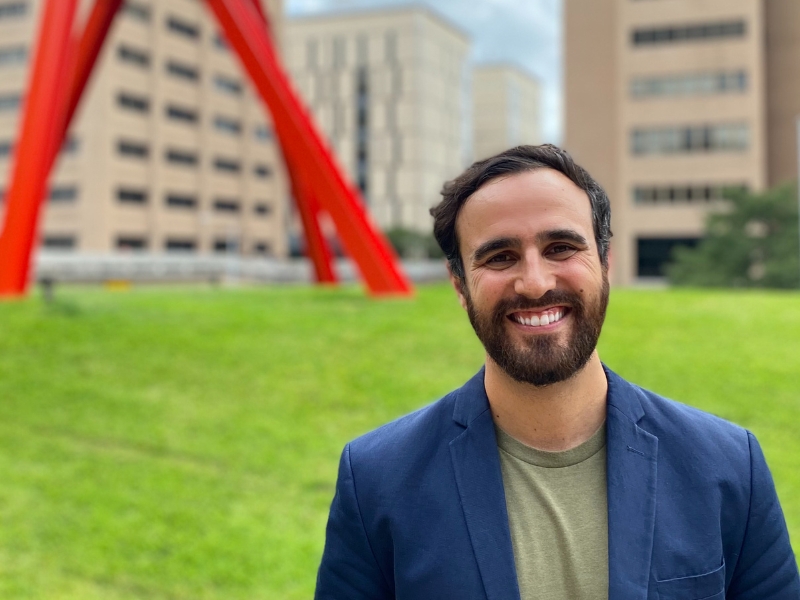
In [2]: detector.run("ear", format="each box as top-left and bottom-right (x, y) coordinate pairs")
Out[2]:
(447, 263), (468, 312)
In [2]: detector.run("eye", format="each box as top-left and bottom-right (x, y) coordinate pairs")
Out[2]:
(546, 244), (578, 259)
(485, 252), (516, 267)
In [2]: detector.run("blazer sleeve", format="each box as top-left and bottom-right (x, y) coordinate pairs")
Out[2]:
(315, 443), (393, 600)
(727, 432), (800, 599)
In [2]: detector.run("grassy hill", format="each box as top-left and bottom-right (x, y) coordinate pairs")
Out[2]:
(0, 283), (797, 598)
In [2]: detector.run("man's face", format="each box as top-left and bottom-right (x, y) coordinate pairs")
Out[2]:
(452, 168), (609, 387)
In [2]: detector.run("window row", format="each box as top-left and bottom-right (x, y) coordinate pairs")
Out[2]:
(630, 70), (747, 99)
(43, 235), (275, 255)
(632, 183), (748, 205)
(631, 123), (749, 155)
(116, 141), (273, 176)
(0, 44), (26, 66)
(0, 137), (79, 157)
(632, 20), (746, 46)
(0, 1), (25, 19)
(116, 187), (273, 216)
(0, 92), (21, 111)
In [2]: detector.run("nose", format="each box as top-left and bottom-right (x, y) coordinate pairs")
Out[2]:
(514, 253), (556, 299)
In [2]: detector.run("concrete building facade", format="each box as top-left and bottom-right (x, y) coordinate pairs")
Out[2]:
(0, 0), (288, 257)
(565, 0), (800, 285)
(285, 7), (470, 232)
(473, 64), (541, 161)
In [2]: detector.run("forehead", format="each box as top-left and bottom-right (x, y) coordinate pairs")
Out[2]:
(456, 168), (594, 254)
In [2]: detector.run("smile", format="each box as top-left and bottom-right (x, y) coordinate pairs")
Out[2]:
(508, 307), (568, 328)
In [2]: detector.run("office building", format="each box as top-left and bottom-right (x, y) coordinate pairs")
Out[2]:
(565, 0), (800, 285)
(285, 7), (470, 232)
(0, 0), (288, 257)
(473, 64), (541, 160)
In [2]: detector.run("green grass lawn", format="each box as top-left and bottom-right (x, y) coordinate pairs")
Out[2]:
(0, 283), (798, 598)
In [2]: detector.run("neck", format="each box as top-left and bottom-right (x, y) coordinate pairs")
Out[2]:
(485, 352), (608, 452)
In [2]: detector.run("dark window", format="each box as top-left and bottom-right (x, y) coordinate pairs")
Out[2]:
(0, 45), (27, 66)
(42, 235), (75, 250)
(165, 60), (199, 82)
(61, 137), (80, 154)
(117, 44), (150, 68)
(253, 164), (271, 178)
(117, 188), (148, 204)
(213, 32), (228, 49)
(166, 104), (198, 123)
(254, 124), (272, 141)
(254, 203), (272, 216)
(0, 2), (26, 19)
(117, 236), (147, 250)
(165, 149), (198, 166)
(0, 140), (12, 156)
(165, 238), (196, 251)
(632, 20), (746, 47)
(213, 115), (241, 135)
(122, 1), (150, 22)
(118, 140), (149, 158)
(355, 66), (370, 197)
(165, 194), (197, 208)
(214, 238), (238, 252)
(254, 241), (272, 255)
(49, 186), (78, 202)
(213, 157), (241, 173)
(213, 199), (240, 212)
(166, 16), (199, 40)
(0, 92), (21, 110)
(117, 92), (150, 113)
(637, 237), (700, 277)
(213, 74), (242, 95)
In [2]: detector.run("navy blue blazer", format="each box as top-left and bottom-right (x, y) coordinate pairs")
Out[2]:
(316, 367), (800, 599)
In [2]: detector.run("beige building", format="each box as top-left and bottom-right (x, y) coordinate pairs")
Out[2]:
(0, 0), (288, 257)
(285, 7), (470, 232)
(565, 0), (800, 285)
(473, 64), (541, 161)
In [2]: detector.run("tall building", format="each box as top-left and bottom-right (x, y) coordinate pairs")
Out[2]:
(0, 0), (288, 257)
(473, 64), (541, 161)
(565, 0), (800, 285)
(285, 7), (470, 232)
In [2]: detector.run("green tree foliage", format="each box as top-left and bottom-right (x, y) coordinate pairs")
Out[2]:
(385, 227), (445, 259)
(667, 184), (800, 288)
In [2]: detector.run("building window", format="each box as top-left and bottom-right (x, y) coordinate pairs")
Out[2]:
(0, 140), (13, 157)
(42, 235), (75, 250)
(0, 92), (21, 111)
(631, 70), (747, 98)
(117, 187), (148, 204)
(637, 237), (700, 277)
(254, 202), (272, 216)
(213, 115), (241, 135)
(166, 104), (199, 124)
(165, 194), (197, 208)
(631, 123), (749, 155)
(213, 198), (240, 212)
(49, 185), (78, 202)
(355, 66), (370, 197)
(165, 149), (198, 166)
(61, 136), (80, 155)
(633, 183), (747, 205)
(253, 164), (271, 178)
(0, 2), (26, 19)
(632, 20), (746, 47)
(166, 15), (199, 40)
(0, 45), (27, 66)
(165, 60), (199, 82)
(118, 140), (149, 158)
(213, 74), (242, 95)
(214, 238), (238, 252)
(117, 236), (148, 250)
(213, 157), (241, 173)
(254, 241), (272, 255)
(122, 1), (150, 22)
(165, 238), (196, 252)
(213, 31), (228, 50)
(117, 92), (150, 113)
(117, 44), (150, 68)
(254, 124), (272, 142)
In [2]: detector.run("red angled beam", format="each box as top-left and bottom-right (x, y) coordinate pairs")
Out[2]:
(0, 0), (80, 296)
(205, 0), (413, 296)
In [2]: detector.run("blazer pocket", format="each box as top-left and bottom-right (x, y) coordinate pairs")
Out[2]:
(655, 560), (725, 600)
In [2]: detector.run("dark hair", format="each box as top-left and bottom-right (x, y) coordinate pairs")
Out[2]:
(430, 144), (612, 280)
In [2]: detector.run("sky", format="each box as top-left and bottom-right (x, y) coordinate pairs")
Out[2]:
(285, 0), (563, 143)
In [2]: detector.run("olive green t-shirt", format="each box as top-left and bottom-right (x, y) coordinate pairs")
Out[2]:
(495, 423), (608, 600)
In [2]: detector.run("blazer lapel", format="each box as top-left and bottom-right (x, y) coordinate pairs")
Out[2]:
(605, 367), (659, 599)
(449, 370), (521, 600)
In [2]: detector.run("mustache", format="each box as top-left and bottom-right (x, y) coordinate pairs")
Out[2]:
(493, 290), (585, 315)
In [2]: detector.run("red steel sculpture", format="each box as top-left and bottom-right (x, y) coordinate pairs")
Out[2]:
(0, 0), (413, 297)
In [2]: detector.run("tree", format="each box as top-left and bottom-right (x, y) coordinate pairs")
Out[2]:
(666, 184), (800, 289)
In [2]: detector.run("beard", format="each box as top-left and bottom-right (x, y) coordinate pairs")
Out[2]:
(463, 275), (610, 387)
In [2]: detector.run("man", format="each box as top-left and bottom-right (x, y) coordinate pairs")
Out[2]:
(315, 145), (800, 599)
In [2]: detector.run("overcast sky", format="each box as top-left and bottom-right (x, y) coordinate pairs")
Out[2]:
(285, 0), (563, 143)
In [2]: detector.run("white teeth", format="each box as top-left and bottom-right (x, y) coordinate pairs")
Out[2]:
(514, 310), (565, 327)
(540, 314), (550, 326)
(531, 315), (540, 326)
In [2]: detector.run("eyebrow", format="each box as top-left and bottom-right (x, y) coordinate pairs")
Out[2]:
(471, 229), (589, 263)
